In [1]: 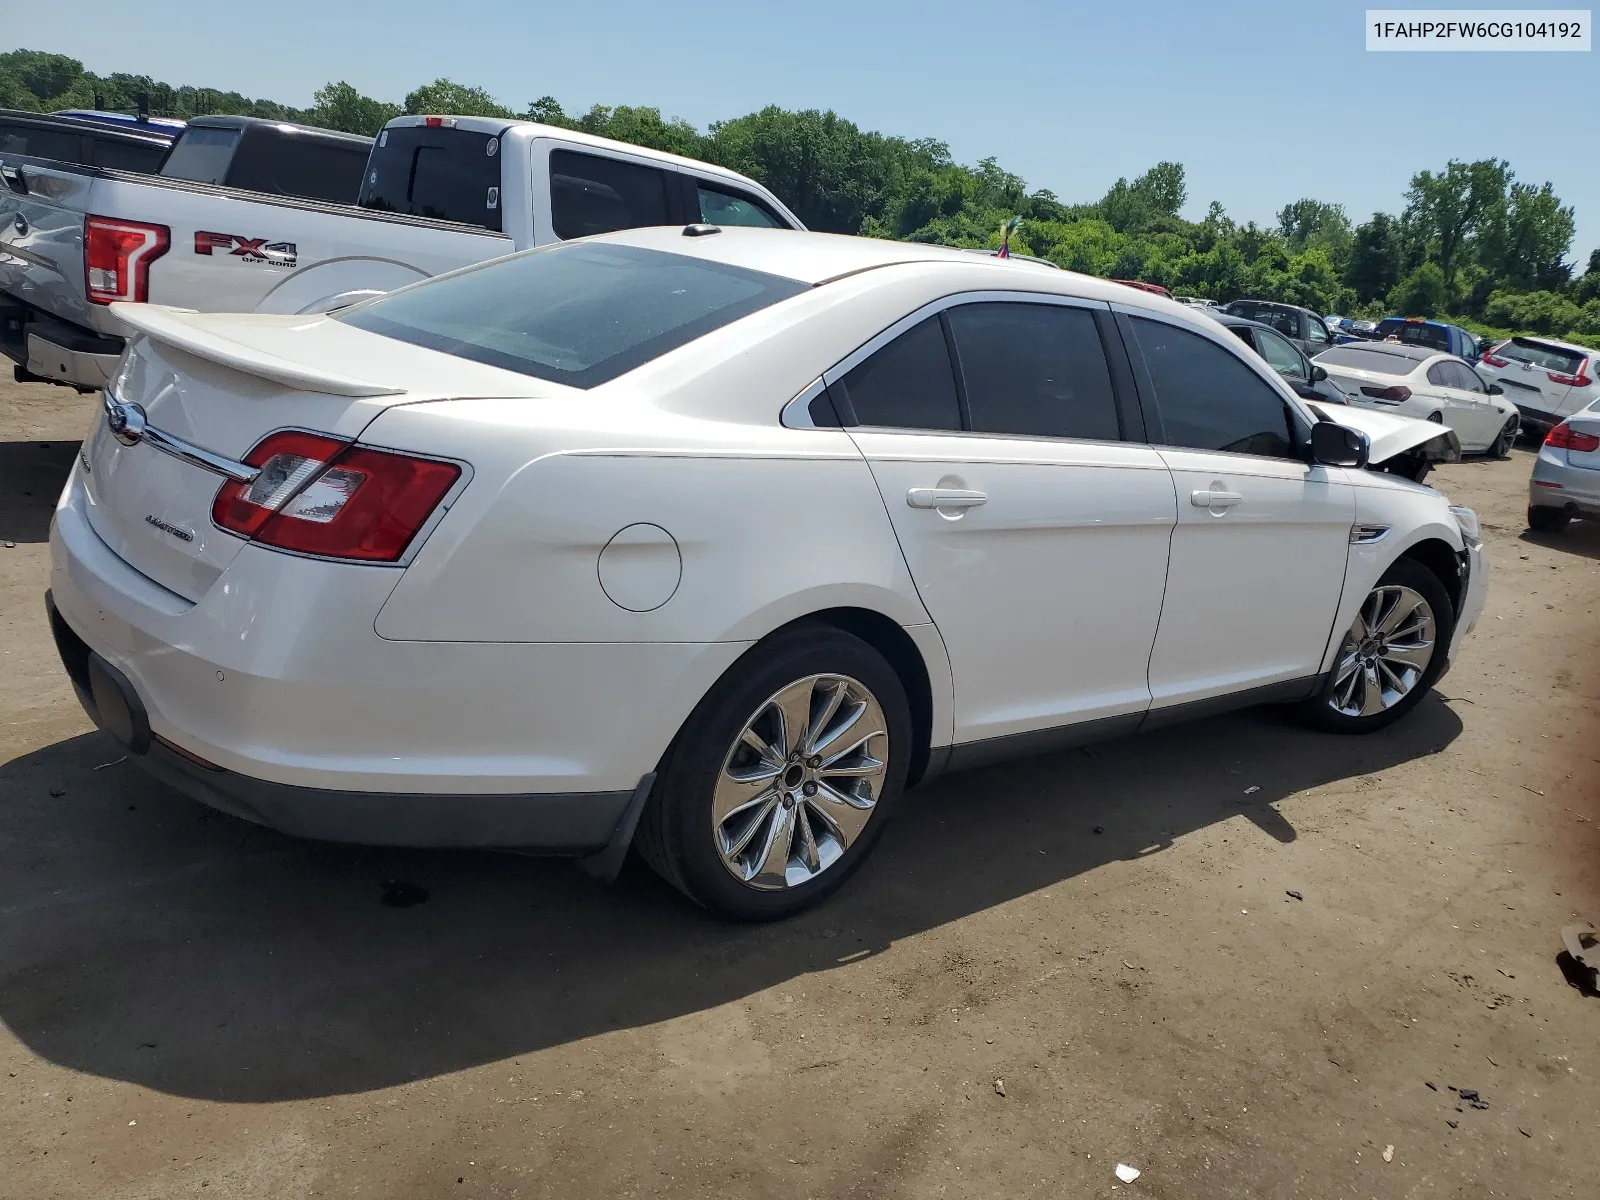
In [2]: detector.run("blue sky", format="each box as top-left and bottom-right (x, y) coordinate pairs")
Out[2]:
(16, 0), (1598, 267)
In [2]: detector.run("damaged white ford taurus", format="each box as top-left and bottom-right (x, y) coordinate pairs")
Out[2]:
(48, 227), (1486, 919)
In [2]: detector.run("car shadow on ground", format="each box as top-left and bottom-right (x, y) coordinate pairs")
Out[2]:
(0, 438), (77, 543)
(0, 699), (1461, 1103)
(1521, 522), (1600, 562)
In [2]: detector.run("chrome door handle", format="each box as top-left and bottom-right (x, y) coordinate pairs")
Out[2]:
(907, 487), (987, 510)
(1191, 489), (1242, 508)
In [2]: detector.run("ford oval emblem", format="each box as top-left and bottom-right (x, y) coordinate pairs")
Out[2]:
(103, 394), (148, 446)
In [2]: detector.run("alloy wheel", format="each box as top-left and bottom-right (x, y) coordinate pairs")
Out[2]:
(712, 673), (889, 890)
(1328, 585), (1437, 718)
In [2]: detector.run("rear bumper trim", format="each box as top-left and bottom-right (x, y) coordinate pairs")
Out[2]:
(27, 329), (122, 390)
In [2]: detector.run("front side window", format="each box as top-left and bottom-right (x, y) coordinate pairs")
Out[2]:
(550, 149), (671, 240)
(1128, 317), (1297, 459)
(1306, 316), (1330, 346)
(945, 302), (1120, 441)
(339, 242), (806, 389)
(1253, 327), (1307, 381)
(836, 316), (962, 432)
(697, 184), (781, 228)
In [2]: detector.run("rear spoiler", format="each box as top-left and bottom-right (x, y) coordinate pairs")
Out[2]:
(109, 303), (405, 397)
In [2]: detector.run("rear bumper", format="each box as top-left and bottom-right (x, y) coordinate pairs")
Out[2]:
(46, 589), (642, 851)
(1530, 448), (1600, 517)
(1448, 540), (1488, 667)
(0, 295), (125, 389)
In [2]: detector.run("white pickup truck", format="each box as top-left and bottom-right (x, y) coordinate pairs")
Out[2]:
(0, 115), (802, 391)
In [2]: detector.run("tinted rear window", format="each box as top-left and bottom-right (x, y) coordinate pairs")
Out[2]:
(1496, 338), (1585, 374)
(550, 149), (672, 239)
(226, 127), (370, 203)
(0, 122), (83, 163)
(358, 126), (503, 230)
(1226, 302), (1299, 337)
(1375, 319), (1450, 352)
(86, 135), (167, 172)
(338, 242), (807, 388)
(837, 316), (962, 431)
(160, 126), (241, 184)
(1314, 346), (1416, 375)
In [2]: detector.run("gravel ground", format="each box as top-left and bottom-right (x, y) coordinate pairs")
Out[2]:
(2, 379), (1596, 1200)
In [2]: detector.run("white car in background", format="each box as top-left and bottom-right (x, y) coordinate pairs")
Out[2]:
(1314, 341), (1521, 457)
(48, 228), (1487, 920)
(1477, 336), (1597, 436)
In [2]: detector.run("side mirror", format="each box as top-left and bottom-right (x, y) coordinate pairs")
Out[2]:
(1309, 363), (1328, 383)
(1487, 383), (1504, 396)
(1310, 420), (1369, 468)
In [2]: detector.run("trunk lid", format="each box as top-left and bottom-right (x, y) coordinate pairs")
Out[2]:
(81, 304), (547, 601)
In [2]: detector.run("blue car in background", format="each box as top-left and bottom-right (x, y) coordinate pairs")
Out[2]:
(1373, 317), (1481, 362)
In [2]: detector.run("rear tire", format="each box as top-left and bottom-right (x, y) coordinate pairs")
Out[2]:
(1489, 418), (1517, 459)
(1527, 506), (1570, 534)
(1297, 557), (1454, 735)
(634, 624), (911, 921)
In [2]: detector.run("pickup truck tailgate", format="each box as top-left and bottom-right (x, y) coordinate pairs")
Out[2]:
(0, 158), (100, 332)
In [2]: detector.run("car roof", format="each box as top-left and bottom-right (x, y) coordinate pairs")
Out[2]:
(580, 225), (1158, 296)
(187, 114), (373, 145)
(0, 107), (175, 143)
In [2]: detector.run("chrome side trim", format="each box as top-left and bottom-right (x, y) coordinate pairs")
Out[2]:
(1350, 523), (1390, 544)
(780, 378), (829, 429)
(103, 391), (260, 484)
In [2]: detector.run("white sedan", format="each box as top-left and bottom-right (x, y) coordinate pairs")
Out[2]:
(49, 228), (1488, 919)
(1314, 341), (1521, 456)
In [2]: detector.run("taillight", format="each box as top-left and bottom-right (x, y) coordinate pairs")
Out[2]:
(84, 215), (169, 304)
(1548, 366), (1592, 388)
(1481, 351), (1509, 368)
(1545, 422), (1600, 453)
(1360, 385), (1412, 402)
(212, 431), (460, 562)
(422, 116), (457, 128)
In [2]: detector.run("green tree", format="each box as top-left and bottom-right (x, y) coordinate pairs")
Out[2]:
(403, 79), (514, 118)
(1344, 213), (1401, 303)
(1402, 159), (1508, 292)
(1476, 181), (1575, 293)
(1388, 262), (1449, 317)
(0, 49), (82, 103)
(310, 82), (401, 136)
(1575, 249), (1600, 305)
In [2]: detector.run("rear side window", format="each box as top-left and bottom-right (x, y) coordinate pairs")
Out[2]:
(1448, 361), (1484, 392)
(338, 242), (806, 389)
(1227, 302), (1298, 338)
(836, 317), (962, 431)
(697, 184), (781, 228)
(1128, 317), (1296, 458)
(0, 122), (82, 163)
(359, 126), (503, 231)
(550, 149), (671, 239)
(86, 136), (167, 172)
(946, 302), (1120, 441)
(226, 129), (370, 204)
(160, 125), (242, 184)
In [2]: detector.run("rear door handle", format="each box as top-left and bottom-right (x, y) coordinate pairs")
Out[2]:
(907, 487), (987, 510)
(1191, 489), (1242, 509)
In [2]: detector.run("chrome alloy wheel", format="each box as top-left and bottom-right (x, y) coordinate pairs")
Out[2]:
(712, 674), (889, 890)
(1328, 585), (1437, 718)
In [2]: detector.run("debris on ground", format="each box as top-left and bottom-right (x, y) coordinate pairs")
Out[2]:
(1447, 1119), (1458, 1128)
(380, 880), (431, 908)
(92, 757), (127, 771)
(993, 1079), (1006, 1097)
(1519, 1128), (1532, 1137)
(1115, 1164), (1141, 1183)
(48, 788), (65, 798)
(1425, 1080), (1438, 1091)
(1286, 890), (1304, 901)
(1092, 826), (1105, 835)
(1382, 1145), (1394, 1163)
(1244, 785), (1260, 795)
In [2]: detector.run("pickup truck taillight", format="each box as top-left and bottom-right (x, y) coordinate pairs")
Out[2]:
(212, 431), (461, 562)
(84, 215), (170, 304)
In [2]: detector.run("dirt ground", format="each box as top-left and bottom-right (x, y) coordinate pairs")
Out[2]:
(2, 377), (1596, 1200)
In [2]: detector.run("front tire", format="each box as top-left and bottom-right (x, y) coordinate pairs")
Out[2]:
(634, 624), (911, 921)
(1297, 557), (1454, 734)
(1527, 506), (1570, 534)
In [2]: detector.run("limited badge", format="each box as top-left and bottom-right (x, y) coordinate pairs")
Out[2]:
(487, 186), (500, 210)
(486, 136), (499, 157)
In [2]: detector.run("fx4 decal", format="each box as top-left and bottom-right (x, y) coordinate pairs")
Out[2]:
(194, 231), (298, 267)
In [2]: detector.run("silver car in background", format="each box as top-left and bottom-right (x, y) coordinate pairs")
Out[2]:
(1528, 402), (1600, 534)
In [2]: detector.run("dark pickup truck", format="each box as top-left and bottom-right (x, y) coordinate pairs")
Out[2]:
(0, 109), (173, 174)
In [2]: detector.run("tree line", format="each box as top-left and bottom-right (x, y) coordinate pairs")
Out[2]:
(4, 47), (1597, 349)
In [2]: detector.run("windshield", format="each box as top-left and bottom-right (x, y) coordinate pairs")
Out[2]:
(1314, 346), (1416, 376)
(338, 242), (809, 388)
